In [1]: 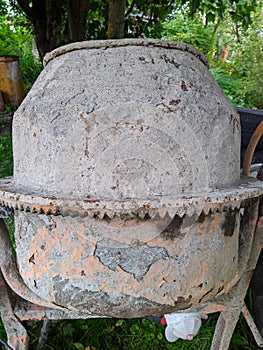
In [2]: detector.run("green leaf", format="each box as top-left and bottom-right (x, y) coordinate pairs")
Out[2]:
(115, 319), (124, 327)
(206, 11), (216, 22)
(157, 332), (163, 340)
(130, 324), (140, 334)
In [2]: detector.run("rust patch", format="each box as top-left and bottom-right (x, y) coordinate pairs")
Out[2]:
(198, 212), (206, 224)
(198, 303), (227, 313)
(160, 215), (183, 240)
(181, 81), (188, 91)
(230, 114), (240, 133)
(138, 56), (146, 63)
(169, 99), (181, 106)
(160, 54), (180, 68)
(29, 254), (36, 265)
(222, 209), (237, 237)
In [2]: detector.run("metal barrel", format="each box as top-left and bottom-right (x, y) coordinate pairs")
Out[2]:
(0, 55), (25, 106)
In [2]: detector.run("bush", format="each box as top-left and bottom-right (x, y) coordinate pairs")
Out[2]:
(161, 14), (214, 57)
(210, 65), (252, 108)
(0, 132), (12, 178)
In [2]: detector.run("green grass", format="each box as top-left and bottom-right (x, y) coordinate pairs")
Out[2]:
(24, 315), (259, 350)
(31, 317), (213, 350)
(0, 132), (13, 178)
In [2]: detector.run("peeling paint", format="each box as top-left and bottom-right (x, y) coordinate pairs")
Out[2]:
(94, 238), (169, 280)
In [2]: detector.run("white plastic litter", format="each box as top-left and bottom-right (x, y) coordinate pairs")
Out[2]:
(164, 312), (203, 342)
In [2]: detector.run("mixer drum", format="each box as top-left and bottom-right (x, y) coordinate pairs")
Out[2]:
(9, 39), (249, 316)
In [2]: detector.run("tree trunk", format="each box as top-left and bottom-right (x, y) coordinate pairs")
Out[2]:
(16, 0), (90, 62)
(17, 0), (68, 61)
(66, 0), (90, 42)
(107, 0), (126, 39)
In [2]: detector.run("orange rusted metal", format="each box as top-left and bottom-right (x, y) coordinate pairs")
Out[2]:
(0, 271), (29, 349)
(242, 120), (263, 176)
(0, 56), (25, 105)
(0, 218), (66, 310)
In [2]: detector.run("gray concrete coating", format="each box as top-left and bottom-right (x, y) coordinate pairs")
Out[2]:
(12, 39), (240, 203)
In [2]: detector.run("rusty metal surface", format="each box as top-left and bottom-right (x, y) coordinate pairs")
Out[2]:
(243, 120), (263, 176)
(210, 197), (263, 349)
(0, 194), (261, 350)
(0, 218), (68, 311)
(210, 271), (253, 350)
(7, 196), (260, 317)
(242, 305), (263, 348)
(0, 270), (29, 350)
(0, 176), (263, 218)
(6, 196), (262, 350)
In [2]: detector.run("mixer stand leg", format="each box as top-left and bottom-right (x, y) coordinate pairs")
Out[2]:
(0, 270), (29, 350)
(242, 304), (263, 347)
(210, 302), (263, 349)
(210, 269), (263, 349)
(210, 304), (241, 350)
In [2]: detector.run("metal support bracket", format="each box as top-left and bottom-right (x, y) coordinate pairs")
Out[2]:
(0, 270), (29, 350)
(0, 205), (12, 219)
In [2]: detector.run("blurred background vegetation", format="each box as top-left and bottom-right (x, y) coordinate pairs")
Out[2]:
(0, 0), (263, 108)
(0, 0), (263, 349)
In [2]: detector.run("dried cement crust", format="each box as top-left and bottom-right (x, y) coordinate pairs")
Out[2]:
(12, 39), (240, 201)
(43, 38), (209, 67)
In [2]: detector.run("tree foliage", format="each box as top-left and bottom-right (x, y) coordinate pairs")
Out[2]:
(0, 0), (7, 15)
(183, 0), (259, 28)
(161, 1), (263, 109)
(2, 0), (263, 108)
(5, 0), (261, 60)
(161, 13), (214, 55)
